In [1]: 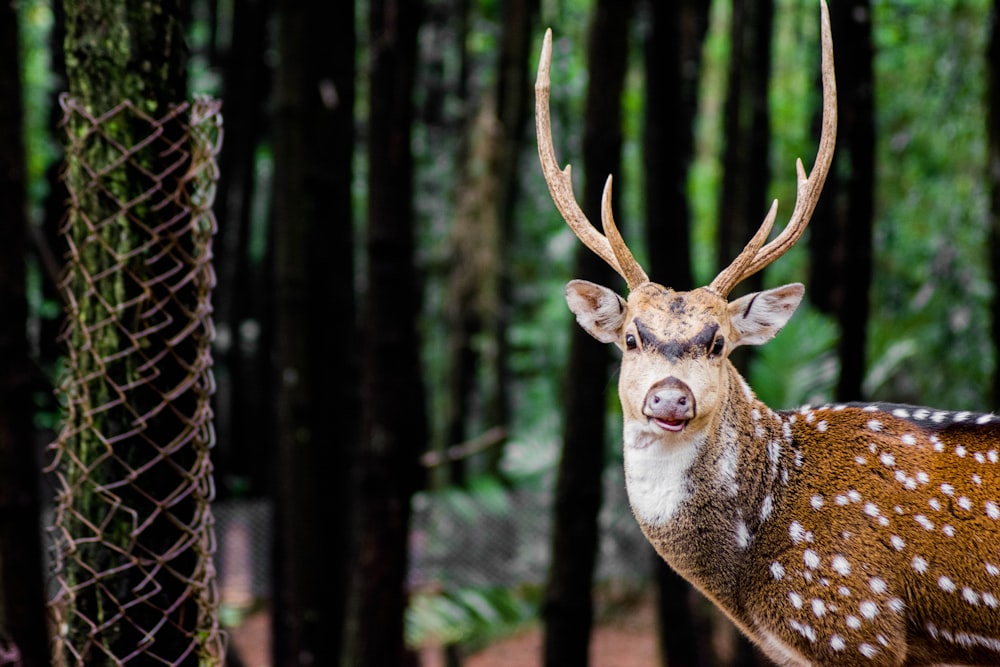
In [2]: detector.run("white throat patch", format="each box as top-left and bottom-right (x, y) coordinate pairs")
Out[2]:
(623, 420), (703, 526)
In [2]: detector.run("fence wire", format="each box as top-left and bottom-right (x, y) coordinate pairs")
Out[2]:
(46, 96), (223, 666)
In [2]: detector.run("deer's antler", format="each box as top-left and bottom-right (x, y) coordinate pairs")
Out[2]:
(709, 0), (838, 298)
(535, 29), (649, 291)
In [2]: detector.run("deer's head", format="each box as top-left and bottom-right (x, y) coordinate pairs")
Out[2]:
(536, 3), (836, 449)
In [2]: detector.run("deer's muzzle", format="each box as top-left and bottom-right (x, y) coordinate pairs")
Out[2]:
(644, 377), (696, 432)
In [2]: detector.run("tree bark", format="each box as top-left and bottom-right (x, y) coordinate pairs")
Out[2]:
(543, 1), (632, 664)
(808, 0), (874, 402)
(271, 0), (357, 665)
(0, 3), (50, 664)
(52, 1), (222, 663)
(346, 0), (428, 664)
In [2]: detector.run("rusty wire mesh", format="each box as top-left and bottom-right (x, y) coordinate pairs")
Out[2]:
(46, 96), (224, 666)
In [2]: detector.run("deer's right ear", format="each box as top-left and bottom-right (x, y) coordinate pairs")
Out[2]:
(565, 279), (628, 346)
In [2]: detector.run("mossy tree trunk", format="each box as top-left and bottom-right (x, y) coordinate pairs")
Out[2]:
(52, 1), (221, 664)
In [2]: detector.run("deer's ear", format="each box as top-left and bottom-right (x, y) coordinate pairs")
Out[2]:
(565, 279), (627, 346)
(728, 283), (804, 348)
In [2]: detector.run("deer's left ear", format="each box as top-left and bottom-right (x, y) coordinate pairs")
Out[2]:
(727, 283), (804, 348)
(565, 279), (628, 346)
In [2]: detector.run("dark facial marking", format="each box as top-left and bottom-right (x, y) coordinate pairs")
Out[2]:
(634, 319), (721, 361)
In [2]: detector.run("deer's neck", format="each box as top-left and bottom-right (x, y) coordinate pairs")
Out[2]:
(623, 365), (791, 610)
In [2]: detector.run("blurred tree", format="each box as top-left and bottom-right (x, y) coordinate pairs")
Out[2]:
(717, 0), (773, 305)
(271, 0), (357, 665)
(0, 3), (49, 664)
(641, 1), (712, 663)
(542, 0), (632, 664)
(212, 0), (273, 499)
(444, 0), (537, 485)
(989, 0), (1000, 407)
(808, 0), (874, 402)
(347, 0), (428, 664)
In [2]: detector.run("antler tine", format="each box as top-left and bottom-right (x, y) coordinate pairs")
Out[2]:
(536, 29), (647, 288)
(602, 176), (649, 289)
(709, 0), (838, 297)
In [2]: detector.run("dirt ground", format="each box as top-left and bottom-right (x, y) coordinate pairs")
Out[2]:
(227, 597), (658, 667)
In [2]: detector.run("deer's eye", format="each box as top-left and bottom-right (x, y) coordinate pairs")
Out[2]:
(709, 336), (725, 357)
(625, 333), (637, 350)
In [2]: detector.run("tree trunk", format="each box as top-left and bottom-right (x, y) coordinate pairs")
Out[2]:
(346, 0), (428, 664)
(641, 2), (713, 660)
(488, 0), (538, 475)
(51, 1), (222, 663)
(808, 0), (874, 402)
(987, 1), (1000, 407)
(717, 0), (773, 303)
(543, 1), (631, 664)
(212, 0), (272, 499)
(0, 3), (50, 664)
(271, 0), (357, 665)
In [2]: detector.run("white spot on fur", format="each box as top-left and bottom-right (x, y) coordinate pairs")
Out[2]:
(812, 599), (826, 617)
(912, 556), (928, 573)
(864, 502), (880, 518)
(943, 524), (956, 537)
(832, 555), (851, 576)
(901, 433), (917, 445)
(956, 445), (967, 457)
(987, 501), (1000, 520)
(859, 643), (878, 658)
(869, 578), (887, 594)
(963, 588), (980, 605)
(831, 635), (845, 651)
(860, 600), (878, 619)
(810, 494), (823, 510)
(789, 521), (806, 543)
(940, 483), (954, 495)
(867, 420), (883, 432)
(984, 593), (999, 608)
(915, 515), (934, 531)
(890, 535), (905, 551)
(735, 520), (750, 549)
(939, 576), (956, 592)
(804, 549), (820, 569)
(888, 597), (905, 613)
(959, 496), (972, 511)
(760, 494), (774, 521)
(789, 591), (803, 609)
(987, 562), (1000, 576)
(846, 615), (861, 629)
(879, 452), (895, 467)
(770, 561), (785, 581)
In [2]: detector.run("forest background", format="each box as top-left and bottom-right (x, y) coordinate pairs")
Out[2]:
(2, 0), (1000, 665)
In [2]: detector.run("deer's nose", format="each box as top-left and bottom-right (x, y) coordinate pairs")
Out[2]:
(644, 377), (696, 429)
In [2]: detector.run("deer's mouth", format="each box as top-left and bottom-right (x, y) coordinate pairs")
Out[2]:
(650, 417), (688, 432)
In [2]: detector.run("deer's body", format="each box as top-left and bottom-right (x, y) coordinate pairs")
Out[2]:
(628, 376), (1000, 666)
(536, 3), (1000, 665)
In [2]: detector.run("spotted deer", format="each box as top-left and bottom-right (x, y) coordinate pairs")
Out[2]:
(536, 3), (1000, 666)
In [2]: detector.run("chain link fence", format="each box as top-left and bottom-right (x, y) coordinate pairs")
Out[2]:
(46, 96), (223, 666)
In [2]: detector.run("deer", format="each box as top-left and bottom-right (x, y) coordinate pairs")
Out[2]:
(536, 2), (1000, 666)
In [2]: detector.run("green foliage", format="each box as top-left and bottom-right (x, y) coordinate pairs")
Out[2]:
(406, 585), (538, 649)
(869, 0), (995, 409)
(749, 304), (839, 409)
